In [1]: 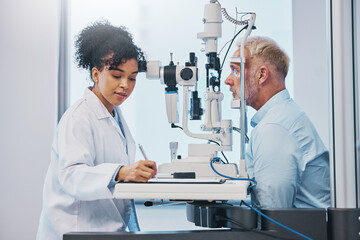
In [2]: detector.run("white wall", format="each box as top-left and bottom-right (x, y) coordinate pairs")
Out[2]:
(292, 0), (330, 148)
(0, 0), (59, 239)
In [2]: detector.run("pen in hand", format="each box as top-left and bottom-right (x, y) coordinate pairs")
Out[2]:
(138, 144), (148, 160)
(138, 144), (157, 180)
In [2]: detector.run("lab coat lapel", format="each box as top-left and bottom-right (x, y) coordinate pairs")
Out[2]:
(83, 88), (131, 165)
(110, 116), (126, 143)
(83, 88), (127, 143)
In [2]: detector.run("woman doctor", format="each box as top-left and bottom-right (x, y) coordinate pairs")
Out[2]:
(37, 21), (157, 240)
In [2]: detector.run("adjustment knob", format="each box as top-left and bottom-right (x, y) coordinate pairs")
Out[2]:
(180, 68), (193, 80)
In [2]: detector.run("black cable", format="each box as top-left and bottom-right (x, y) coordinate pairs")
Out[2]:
(171, 123), (183, 130)
(208, 139), (220, 146)
(220, 151), (229, 164)
(215, 215), (252, 231)
(218, 39), (232, 55)
(171, 125), (229, 164)
(208, 140), (229, 164)
(218, 24), (248, 81)
(220, 24), (248, 69)
(232, 126), (249, 143)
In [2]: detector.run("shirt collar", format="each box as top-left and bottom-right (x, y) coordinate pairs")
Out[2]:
(113, 107), (120, 121)
(250, 89), (290, 127)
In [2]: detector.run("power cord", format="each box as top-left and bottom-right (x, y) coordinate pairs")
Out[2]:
(215, 215), (292, 240)
(171, 123), (183, 130)
(208, 140), (229, 164)
(171, 123), (231, 164)
(214, 215), (252, 231)
(232, 127), (249, 143)
(220, 24), (248, 71)
(210, 158), (257, 189)
(241, 201), (313, 240)
(210, 156), (311, 239)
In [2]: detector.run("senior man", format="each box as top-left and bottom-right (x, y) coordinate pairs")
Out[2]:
(224, 36), (330, 209)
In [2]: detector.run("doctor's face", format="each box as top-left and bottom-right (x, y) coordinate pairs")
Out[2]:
(224, 47), (259, 108)
(92, 58), (138, 113)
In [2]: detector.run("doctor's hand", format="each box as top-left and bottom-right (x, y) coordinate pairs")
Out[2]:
(116, 160), (157, 182)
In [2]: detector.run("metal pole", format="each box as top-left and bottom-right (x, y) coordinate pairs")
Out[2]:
(329, 0), (358, 208)
(58, 0), (70, 122)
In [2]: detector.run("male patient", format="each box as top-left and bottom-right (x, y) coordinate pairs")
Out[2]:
(224, 36), (330, 209)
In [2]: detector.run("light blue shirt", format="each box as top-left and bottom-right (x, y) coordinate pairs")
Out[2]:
(246, 89), (331, 209)
(112, 108), (140, 232)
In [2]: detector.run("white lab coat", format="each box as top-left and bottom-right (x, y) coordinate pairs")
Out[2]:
(37, 88), (136, 240)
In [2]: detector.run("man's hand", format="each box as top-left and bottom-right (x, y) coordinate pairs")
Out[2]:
(116, 160), (157, 182)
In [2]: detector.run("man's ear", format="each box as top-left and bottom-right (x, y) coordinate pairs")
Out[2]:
(258, 65), (269, 85)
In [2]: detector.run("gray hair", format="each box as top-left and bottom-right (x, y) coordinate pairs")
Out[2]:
(243, 36), (289, 78)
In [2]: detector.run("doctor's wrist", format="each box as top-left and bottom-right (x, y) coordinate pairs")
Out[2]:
(116, 165), (127, 181)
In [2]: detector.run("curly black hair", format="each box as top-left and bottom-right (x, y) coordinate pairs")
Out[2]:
(75, 20), (145, 81)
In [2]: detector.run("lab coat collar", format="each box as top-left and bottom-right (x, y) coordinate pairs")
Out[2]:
(82, 87), (136, 163)
(83, 88), (126, 139)
(83, 87), (114, 120)
(83, 87), (125, 139)
(250, 89), (290, 128)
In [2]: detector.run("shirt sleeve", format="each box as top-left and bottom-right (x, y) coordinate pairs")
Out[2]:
(108, 165), (123, 189)
(249, 123), (301, 209)
(56, 114), (121, 201)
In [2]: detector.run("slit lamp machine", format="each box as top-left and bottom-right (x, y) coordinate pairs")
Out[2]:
(114, 0), (256, 202)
